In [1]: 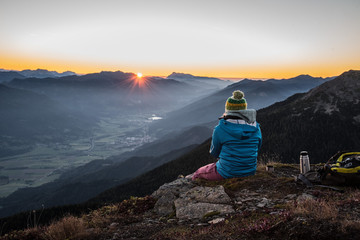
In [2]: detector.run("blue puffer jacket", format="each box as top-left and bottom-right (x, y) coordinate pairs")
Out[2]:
(211, 119), (262, 178)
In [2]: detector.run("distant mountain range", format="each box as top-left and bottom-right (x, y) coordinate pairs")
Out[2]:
(150, 74), (334, 135)
(19, 69), (76, 78)
(0, 69), (76, 82)
(6, 71), (216, 116)
(0, 71), (25, 83)
(167, 72), (231, 90)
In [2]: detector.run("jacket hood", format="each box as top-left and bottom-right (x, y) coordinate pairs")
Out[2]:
(224, 109), (257, 124)
(218, 118), (259, 139)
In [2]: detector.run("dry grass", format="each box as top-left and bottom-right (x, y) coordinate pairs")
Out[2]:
(257, 159), (280, 170)
(290, 198), (338, 220)
(44, 216), (92, 240)
(257, 157), (300, 173)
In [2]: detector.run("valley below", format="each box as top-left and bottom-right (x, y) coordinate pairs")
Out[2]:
(0, 113), (162, 197)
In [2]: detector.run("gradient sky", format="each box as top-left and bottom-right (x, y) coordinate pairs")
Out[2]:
(1, 0), (359, 78)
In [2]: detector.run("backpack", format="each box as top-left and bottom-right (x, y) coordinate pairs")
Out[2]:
(319, 151), (360, 186)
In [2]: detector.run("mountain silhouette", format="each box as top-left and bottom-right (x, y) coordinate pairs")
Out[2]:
(7, 71), (206, 115)
(258, 70), (360, 163)
(0, 71), (25, 83)
(19, 69), (76, 78)
(167, 72), (231, 90)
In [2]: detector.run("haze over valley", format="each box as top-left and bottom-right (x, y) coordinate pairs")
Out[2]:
(0, 69), (230, 198)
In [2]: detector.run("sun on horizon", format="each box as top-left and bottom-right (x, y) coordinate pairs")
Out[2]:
(130, 72), (148, 89)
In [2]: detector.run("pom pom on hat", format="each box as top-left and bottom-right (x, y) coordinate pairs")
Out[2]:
(232, 90), (244, 100)
(225, 90), (247, 112)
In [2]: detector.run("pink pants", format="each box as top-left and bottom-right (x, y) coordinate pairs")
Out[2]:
(192, 163), (224, 181)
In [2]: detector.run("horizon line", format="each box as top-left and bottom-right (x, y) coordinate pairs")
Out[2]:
(1, 67), (345, 80)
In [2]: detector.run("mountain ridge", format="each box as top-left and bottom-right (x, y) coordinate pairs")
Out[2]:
(0, 71), (25, 83)
(19, 69), (76, 78)
(0, 68), (76, 79)
(7, 70), (208, 115)
(258, 69), (360, 162)
(166, 72), (231, 91)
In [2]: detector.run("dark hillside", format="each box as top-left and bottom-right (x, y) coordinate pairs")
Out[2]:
(88, 139), (214, 204)
(258, 70), (360, 163)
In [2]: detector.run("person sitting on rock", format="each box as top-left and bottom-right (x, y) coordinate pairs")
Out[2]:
(191, 90), (262, 181)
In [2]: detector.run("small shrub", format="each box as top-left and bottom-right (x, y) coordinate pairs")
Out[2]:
(44, 216), (90, 240)
(83, 205), (116, 229)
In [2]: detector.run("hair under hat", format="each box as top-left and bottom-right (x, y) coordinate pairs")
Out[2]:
(225, 90), (247, 113)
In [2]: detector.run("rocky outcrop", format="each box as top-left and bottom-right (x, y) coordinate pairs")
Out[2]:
(151, 165), (311, 221)
(174, 185), (234, 219)
(152, 178), (196, 216)
(152, 178), (234, 219)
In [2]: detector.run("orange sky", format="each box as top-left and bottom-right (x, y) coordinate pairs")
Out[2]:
(1, 0), (359, 79)
(1, 53), (356, 79)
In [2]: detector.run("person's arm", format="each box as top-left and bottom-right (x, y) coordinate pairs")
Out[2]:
(210, 127), (222, 158)
(258, 126), (262, 150)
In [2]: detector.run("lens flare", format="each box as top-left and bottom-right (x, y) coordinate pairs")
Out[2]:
(130, 72), (148, 89)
